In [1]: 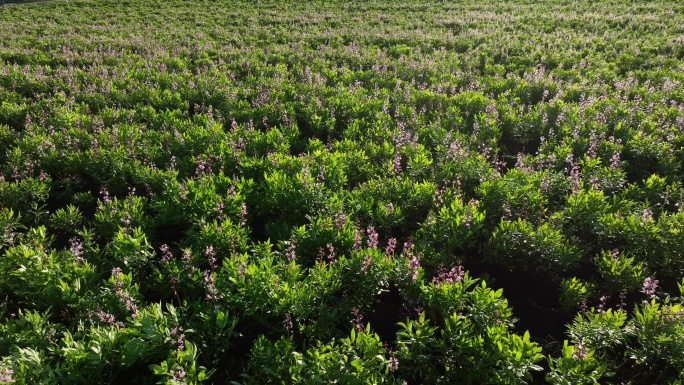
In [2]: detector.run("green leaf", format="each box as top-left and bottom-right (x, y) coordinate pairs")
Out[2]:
(122, 338), (146, 366)
(149, 364), (165, 375)
(351, 359), (364, 372)
(216, 310), (227, 329)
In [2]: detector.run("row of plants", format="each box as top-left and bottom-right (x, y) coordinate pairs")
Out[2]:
(1, 0), (684, 383)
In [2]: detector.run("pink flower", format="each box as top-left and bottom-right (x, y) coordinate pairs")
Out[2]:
(366, 226), (379, 249)
(0, 367), (15, 383)
(641, 277), (659, 300)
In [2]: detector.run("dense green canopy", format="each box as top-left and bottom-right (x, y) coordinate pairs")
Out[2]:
(0, 0), (683, 383)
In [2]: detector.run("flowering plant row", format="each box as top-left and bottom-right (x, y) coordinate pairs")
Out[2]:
(1, 0), (684, 383)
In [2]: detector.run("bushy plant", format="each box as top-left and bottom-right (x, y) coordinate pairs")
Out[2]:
(546, 341), (606, 385)
(416, 192), (486, 260)
(594, 249), (645, 293)
(243, 327), (399, 385)
(396, 277), (544, 384)
(486, 218), (580, 274)
(559, 278), (596, 310)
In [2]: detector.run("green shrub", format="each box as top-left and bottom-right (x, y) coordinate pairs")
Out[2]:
(486, 218), (580, 274)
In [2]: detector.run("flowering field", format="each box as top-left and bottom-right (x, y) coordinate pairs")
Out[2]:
(1, 0), (684, 383)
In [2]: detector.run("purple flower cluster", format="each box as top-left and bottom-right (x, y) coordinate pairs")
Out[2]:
(93, 305), (124, 328)
(334, 212), (346, 230)
(239, 202), (248, 226)
(641, 277), (659, 300)
(111, 267), (138, 314)
(0, 367), (15, 383)
(403, 241), (420, 282)
(283, 313), (293, 332)
(170, 366), (186, 381)
(160, 244), (173, 263)
(432, 263), (465, 287)
(169, 323), (186, 352)
(351, 308), (364, 332)
(353, 229), (363, 250)
(385, 238), (397, 258)
(69, 237), (84, 263)
(203, 270), (220, 302)
(366, 226), (379, 250)
(284, 240), (297, 263)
